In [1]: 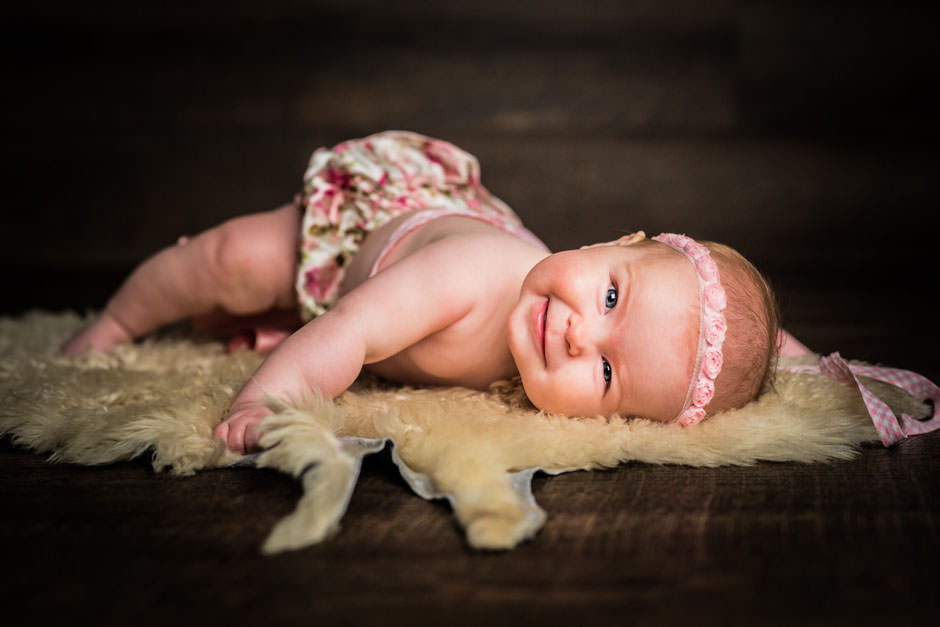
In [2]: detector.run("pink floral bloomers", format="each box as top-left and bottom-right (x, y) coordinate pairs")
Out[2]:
(296, 131), (543, 320)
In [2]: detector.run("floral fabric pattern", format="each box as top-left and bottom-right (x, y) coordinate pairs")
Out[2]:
(296, 131), (532, 320)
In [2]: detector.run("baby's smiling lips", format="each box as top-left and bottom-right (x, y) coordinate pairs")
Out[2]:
(536, 298), (549, 366)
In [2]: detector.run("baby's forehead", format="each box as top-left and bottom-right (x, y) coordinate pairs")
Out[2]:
(605, 239), (686, 269)
(614, 280), (700, 417)
(622, 245), (701, 354)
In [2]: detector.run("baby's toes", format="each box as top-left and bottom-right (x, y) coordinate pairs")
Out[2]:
(57, 328), (94, 356)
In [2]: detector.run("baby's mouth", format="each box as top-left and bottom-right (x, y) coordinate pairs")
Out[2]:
(538, 298), (548, 365)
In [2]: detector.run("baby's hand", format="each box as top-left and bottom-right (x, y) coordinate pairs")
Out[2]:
(214, 403), (274, 453)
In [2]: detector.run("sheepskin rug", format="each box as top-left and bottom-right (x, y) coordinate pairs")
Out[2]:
(0, 311), (927, 552)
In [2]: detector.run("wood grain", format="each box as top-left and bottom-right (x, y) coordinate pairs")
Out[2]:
(1, 435), (937, 626)
(2, 2), (938, 623)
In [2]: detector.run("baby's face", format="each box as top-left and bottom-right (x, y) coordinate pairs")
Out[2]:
(507, 239), (699, 420)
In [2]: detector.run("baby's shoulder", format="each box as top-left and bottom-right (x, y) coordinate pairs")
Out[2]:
(355, 213), (546, 313)
(419, 229), (541, 285)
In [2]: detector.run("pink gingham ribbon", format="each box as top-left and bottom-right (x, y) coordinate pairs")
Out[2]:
(782, 352), (940, 447)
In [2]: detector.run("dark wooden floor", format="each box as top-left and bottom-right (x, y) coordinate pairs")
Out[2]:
(2, 2), (939, 625)
(1, 432), (938, 626)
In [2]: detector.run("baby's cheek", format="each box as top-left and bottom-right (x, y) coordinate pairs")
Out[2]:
(517, 374), (552, 411)
(525, 374), (596, 416)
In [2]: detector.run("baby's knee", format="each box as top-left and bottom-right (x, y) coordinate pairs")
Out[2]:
(204, 212), (298, 312)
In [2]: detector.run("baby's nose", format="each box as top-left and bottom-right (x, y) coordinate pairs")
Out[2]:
(565, 313), (588, 356)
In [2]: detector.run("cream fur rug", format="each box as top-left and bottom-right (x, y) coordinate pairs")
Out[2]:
(0, 312), (927, 552)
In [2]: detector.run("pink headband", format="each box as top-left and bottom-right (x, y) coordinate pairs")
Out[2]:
(651, 233), (727, 426)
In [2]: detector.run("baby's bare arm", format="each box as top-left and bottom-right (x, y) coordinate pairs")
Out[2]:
(59, 204), (299, 355)
(216, 238), (481, 452)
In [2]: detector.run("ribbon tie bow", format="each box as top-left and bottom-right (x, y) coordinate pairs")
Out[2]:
(782, 352), (940, 447)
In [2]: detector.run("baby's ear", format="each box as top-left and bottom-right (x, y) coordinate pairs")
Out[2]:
(615, 231), (646, 246)
(579, 231), (647, 250)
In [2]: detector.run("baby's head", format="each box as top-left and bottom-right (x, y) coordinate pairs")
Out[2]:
(506, 231), (779, 423)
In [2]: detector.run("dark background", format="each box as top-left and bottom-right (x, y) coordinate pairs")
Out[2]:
(2, 0), (939, 373)
(2, 2), (938, 625)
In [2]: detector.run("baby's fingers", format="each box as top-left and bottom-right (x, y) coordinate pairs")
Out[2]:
(215, 412), (264, 454)
(213, 421), (234, 451)
(243, 422), (264, 453)
(214, 419), (250, 454)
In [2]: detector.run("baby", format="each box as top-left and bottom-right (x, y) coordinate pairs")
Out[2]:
(59, 131), (792, 453)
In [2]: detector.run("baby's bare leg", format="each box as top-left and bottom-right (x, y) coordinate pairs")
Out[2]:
(59, 203), (301, 355)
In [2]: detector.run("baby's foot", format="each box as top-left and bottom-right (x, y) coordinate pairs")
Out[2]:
(227, 327), (292, 355)
(57, 311), (132, 356)
(214, 404), (274, 453)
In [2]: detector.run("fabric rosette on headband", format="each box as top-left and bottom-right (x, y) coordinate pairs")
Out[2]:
(651, 233), (728, 426)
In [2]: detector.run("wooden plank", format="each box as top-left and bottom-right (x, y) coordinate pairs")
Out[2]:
(3, 135), (935, 271)
(1, 433), (937, 625)
(739, 3), (940, 135)
(2, 49), (736, 136)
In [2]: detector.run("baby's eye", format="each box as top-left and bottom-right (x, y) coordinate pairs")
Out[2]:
(605, 284), (618, 311)
(602, 357), (612, 390)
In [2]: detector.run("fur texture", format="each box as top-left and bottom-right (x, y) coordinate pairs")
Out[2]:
(0, 311), (925, 551)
